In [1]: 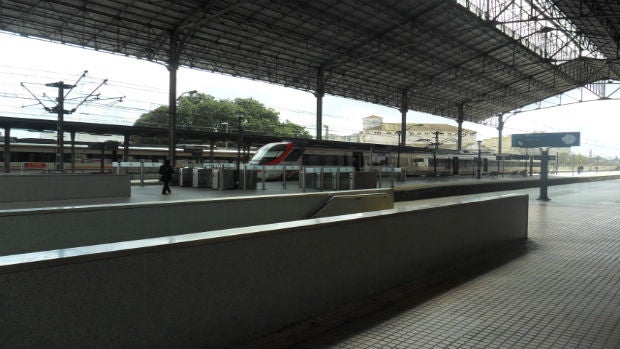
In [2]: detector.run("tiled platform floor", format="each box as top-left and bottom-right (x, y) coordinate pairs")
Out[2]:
(284, 180), (620, 349)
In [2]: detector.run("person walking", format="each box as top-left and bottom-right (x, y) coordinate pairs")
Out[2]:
(158, 159), (174, 194)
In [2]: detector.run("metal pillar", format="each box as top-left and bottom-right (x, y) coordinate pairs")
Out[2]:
(400, 89), (408, 146)
(497, 113), (504, 155)
(3, 127), (10, 173)
(315, 68), (325, 141)
(47, 81), (74, 172)
(100, 146), (105, 174)
(477, 140), (482, 179)
(168, 32), (180, 167)
(70, 131), (76, 172)
(433, 131), (442, 175)
(209, 141), (215, 163)
(457, 104), (464, 151)
(236, 115), (244, 188)
(538, 148), (551, 201)
(497, 113), (504, 173)
(396, 131), (402, 168)
(123, 134), (130, 162)
(56, 82), (65, 171)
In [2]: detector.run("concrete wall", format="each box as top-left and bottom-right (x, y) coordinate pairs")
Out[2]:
(0, 174), (130, 203)
(0, 194), (528, 348)
(0, 189), (393, 255)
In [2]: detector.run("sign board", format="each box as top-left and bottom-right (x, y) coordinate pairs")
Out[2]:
(511, 132), (580, 148)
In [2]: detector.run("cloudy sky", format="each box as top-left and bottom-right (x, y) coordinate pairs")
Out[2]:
(1, 31), (619, 158)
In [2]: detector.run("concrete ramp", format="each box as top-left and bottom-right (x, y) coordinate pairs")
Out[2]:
(311, 192), (392, 218)
(0, 188), (393, 256)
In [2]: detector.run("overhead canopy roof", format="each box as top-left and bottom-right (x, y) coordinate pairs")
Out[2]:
(552, 0), (620, 64)
(1, 0), (619, 124)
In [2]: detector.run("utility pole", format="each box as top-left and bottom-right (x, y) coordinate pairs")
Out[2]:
(22, 71), (114, 172)
(46, 81), (75, 171)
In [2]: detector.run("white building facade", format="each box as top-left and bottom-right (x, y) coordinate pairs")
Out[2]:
(360, 115), (477, 150)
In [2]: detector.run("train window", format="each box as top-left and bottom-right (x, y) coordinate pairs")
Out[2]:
(252, 143), (288, 164)
(302, 154), (347, 166)
(371, 154), (388, 166)
(303, 154), (320, 166)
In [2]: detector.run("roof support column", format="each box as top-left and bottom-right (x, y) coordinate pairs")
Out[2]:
(399, 89), (408, 146)
(456, 103), (464, 152)
(3, 127), (10, 173)
(168, 31), (180, 166)
(315, 68), (325, 141)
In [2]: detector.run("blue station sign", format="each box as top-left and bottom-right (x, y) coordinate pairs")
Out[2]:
(511, 132), (580, 148)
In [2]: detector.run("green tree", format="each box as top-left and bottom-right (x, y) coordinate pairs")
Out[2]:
(132, 93), (310, 144)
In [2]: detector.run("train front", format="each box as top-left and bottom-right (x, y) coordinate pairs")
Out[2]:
(248, 142), (296, 180)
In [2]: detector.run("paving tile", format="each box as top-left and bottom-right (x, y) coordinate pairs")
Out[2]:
(292, 180), (620, 349)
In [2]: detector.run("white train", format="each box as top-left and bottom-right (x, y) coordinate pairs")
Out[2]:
(0, 141), (250, 173)
(249, 141), (538, 180)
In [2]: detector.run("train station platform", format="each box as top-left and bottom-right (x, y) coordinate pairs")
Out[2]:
(1, 170), (617, 210)
(245, 178), (620, 349)
(0, 172), (618, 348)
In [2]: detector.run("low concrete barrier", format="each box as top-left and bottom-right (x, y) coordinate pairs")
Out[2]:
(0, 189), (393, 255)
(0, 173), (130, 203)
(394, 174), (620, 201)
(0, 194), (528, 348)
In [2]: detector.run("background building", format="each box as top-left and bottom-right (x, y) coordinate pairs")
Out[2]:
(360, 115), (477, 150)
